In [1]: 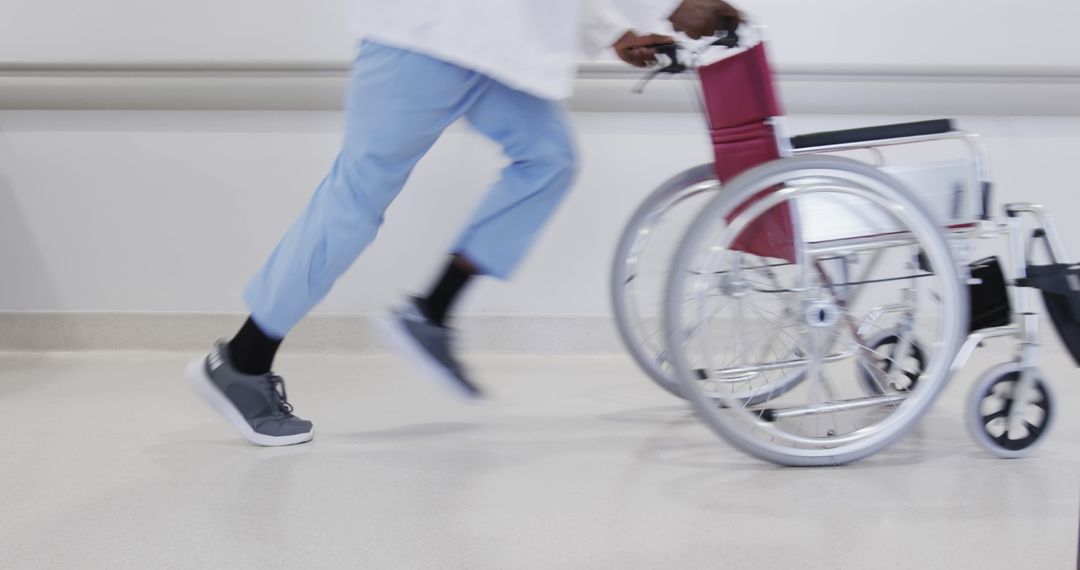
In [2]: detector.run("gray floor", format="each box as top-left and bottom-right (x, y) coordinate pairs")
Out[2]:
(1, 349), (1077, 569)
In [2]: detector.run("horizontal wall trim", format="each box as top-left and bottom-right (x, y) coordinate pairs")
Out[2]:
(2, 61), (1079, 115)
(5, 60), (1080, 80)
(0, 312), (625, 355)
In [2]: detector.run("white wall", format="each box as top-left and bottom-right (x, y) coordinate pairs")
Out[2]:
(0, 0), (355, 62)
(750, 0), (1080, 67)
(4, 0), (1080, 67)
(2, 0), (1080, 318)
(3, 109), (1080, 316)
(0, 108), (707, 315)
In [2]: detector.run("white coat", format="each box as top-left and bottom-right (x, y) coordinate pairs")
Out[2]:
(351, 0), (681, 100)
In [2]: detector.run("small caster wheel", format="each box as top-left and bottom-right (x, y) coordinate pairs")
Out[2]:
(857, 329), (925, 395)
(966, 363), (1055, 458)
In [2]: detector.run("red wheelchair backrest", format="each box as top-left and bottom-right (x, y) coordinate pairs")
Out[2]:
(699, 42), (795, 262)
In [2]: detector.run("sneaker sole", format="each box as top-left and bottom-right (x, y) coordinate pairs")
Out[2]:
(184, 358), (314, 447)
(376, 313), (483, 402)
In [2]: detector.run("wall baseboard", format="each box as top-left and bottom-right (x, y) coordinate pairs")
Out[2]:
(0, 312), (626, 354)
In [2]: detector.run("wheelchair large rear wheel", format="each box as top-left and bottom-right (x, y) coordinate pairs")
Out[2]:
(664, 156), (968, 466)
(612, 164), (806, 403)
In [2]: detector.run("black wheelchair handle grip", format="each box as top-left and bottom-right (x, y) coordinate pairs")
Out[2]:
(645, 43), (680, 56)
(644, 43), (684, 73)
(712, 18), (741, 47)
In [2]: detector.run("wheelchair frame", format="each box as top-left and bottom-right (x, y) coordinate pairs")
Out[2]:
(611, 31), (1069, 465)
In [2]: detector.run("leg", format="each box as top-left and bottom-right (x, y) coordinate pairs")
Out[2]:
(188, 42), (492, 445)
(415, 85), (578, 321)
(244, 41), (493, 339)
(380, 81), (578, 401)
(454, 81), (579, 279)
(417, 254), (476, 326)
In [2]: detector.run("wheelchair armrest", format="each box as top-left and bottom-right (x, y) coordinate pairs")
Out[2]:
(790, 119), (955, 150)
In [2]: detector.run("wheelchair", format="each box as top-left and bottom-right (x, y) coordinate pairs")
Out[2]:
(611, 27), (1074, 466)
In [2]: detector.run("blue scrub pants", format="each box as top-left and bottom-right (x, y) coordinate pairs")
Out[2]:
(244, 41), (579, 338)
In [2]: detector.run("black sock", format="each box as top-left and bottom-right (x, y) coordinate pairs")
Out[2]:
(228, 317), (283, 376)
(419, 256), (475, 326)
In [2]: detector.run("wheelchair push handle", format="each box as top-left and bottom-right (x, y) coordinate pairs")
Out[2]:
(642, 18), (742, 74)
(632, 19), (741, 93)
(712, 16), (742, 47)
(646, 42), (687, 74)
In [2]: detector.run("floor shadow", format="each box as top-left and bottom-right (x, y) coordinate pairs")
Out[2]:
(342, 422), (481, 441)
(598, 404), (696, 426)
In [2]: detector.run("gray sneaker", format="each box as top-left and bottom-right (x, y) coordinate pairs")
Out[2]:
(185, 342), (314, 446)
(377, 300), (484, 400)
